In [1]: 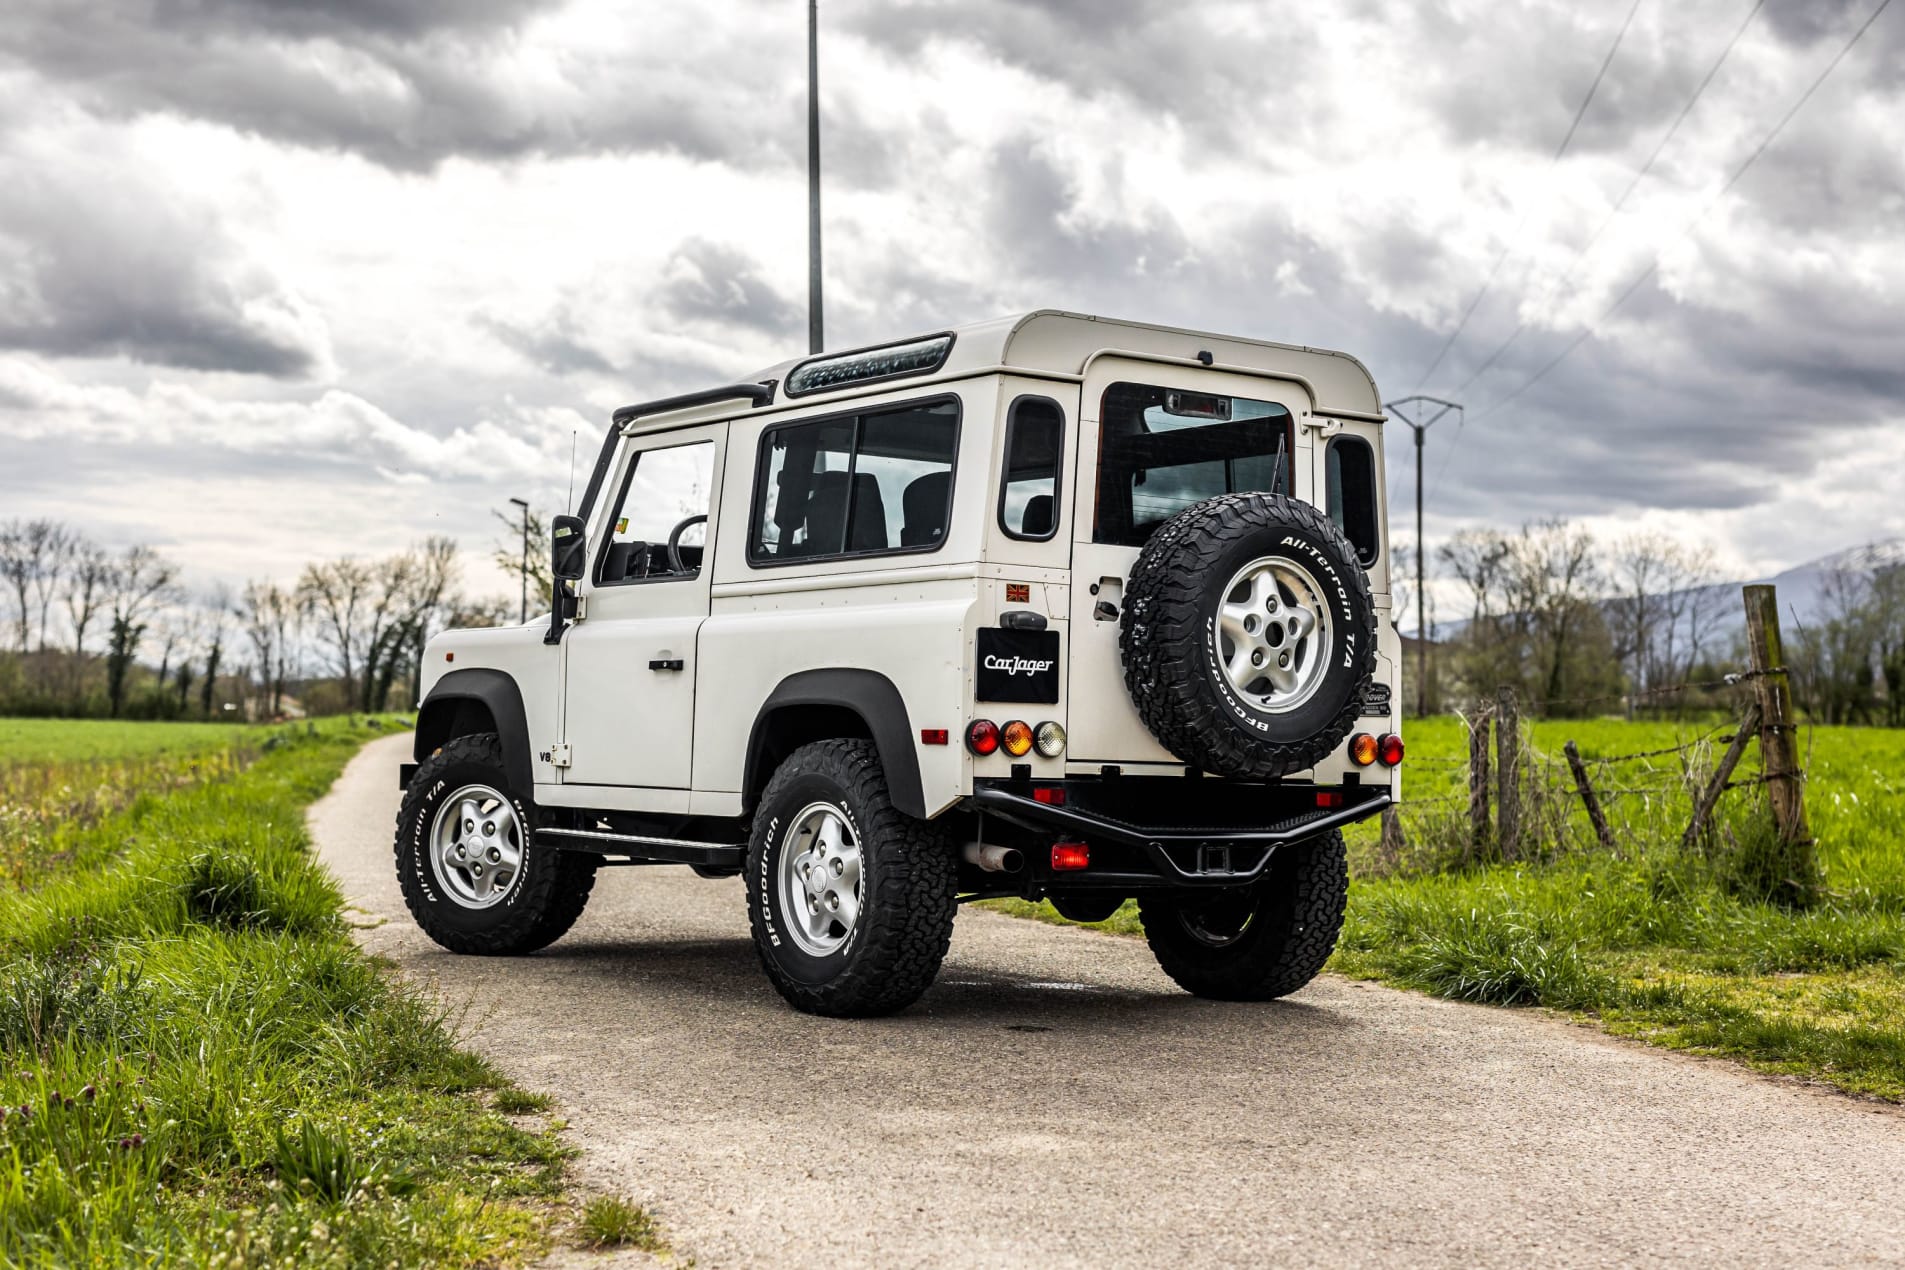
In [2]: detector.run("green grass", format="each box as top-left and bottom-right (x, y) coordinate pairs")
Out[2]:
(991, 718), (1905, 1102)
(0, 716), (569, 1267)
(577, 1195), (664, 1252)
(0, 718), (250, 763)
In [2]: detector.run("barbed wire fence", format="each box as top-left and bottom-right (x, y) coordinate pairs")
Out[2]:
(1374, 585), (1816, 891)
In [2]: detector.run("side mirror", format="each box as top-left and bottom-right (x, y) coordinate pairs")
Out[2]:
(551, 514), (587, 581)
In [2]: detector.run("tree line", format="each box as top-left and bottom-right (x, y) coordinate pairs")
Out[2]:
(1428, 519), (1905, 724)
(0, 517), (512, 721)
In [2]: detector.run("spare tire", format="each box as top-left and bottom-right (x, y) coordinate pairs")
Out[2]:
(1119, 493), (1376, 780)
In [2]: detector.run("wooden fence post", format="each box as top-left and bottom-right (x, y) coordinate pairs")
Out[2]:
(1467, 703), (1493, 856)
(1563, 740), (1616, 852)
(1742, 585), (1811, 846)
(1496, 685), (1521, 860)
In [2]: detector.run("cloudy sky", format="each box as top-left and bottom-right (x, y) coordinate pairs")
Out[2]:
(1, 0), (1900, 614)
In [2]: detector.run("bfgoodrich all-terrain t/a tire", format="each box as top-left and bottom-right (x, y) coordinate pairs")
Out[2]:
(747, 739), (957, 1018)
(1138, 831), (1348, 1001)
(1120, 492), (1377, 780)
(394, 732), (597, 955)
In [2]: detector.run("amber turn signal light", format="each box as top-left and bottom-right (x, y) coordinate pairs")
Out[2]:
(1377, 733), (1405, 767)
(1001, 720), (1035, 757)
(1349, 733), (1378, 766)
(967, 719), (1000, 756)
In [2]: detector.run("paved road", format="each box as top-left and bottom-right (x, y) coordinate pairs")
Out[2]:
(313, 734), (1905, 1268)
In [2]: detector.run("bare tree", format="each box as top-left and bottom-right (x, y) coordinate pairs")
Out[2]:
(63, 538), (111, 656)
(26, 521), (73, 653)
(298, 558), (375, 703)
(0, 520), (30, 651)
(241, 580), (296, 718)
(103, 545), (180, 717)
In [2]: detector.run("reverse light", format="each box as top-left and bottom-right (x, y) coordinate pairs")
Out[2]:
(1051, 842), (1090, 871)
(966, 719), (1000, 756)
(1033, 720), (1067, 758)
(1349, 733), (1378, 767)
(1001, 720), (1035, 758)
(1378, 733), (1405, 767)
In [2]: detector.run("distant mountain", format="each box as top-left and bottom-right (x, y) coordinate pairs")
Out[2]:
(1421, 538), (1905, 645)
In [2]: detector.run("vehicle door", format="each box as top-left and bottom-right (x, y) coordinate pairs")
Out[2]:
(561, 424), (723, 789)
(1067, 359), (1312, 766)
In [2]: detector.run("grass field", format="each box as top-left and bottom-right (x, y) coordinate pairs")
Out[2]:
(0, 716), (575, 1267)
(0, 718), (251, 764)
(993, 717), (1905, 1102)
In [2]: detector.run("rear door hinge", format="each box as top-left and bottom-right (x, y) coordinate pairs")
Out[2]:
(571, 595), (588, 623)
(541, 742), (573, 769)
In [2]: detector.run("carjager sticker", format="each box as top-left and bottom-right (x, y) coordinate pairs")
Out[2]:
(976, 627), (1060, 704)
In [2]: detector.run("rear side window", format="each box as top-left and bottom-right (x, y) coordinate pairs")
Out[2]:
(750, 399), (960, 564)
(998, 396), (1063, 541)
(1093, 382), (1294, 548)
(1326, 436), (1379, 566)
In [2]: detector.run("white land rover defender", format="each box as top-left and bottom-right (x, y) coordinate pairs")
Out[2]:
(396, 311), (1403, 1017)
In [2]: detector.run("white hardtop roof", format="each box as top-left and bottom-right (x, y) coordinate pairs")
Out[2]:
(745, 310), (1384, 421)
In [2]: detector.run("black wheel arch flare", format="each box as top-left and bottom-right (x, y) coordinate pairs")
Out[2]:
(746, 669), (926, 818)
(415, 668), (535, 794)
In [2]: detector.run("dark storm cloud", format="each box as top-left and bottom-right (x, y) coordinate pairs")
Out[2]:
(656, 240), (803, 339)
(0, 143), (326, 376)
(0, 0), (797, 172)
(476, 311), (618, 377)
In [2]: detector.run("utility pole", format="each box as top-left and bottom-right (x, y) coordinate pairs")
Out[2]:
(807, 0), (824, 354)
(1381, 395), (1462, 717)
(509, 496), (530, 623)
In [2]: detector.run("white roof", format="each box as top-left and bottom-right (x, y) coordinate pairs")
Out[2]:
(746, 310), (1384, 421)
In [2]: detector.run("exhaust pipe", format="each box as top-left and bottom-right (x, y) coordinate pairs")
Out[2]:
(962, 842), (1023, 873)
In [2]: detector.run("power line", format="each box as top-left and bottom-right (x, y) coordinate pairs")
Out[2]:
(1446, 0), (1767, 401)
(1470, 0), (1894, 424)
(1412, 0), (1646, 390)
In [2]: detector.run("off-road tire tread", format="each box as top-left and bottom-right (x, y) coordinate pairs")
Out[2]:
(748, 739), (957, 1017)
(1120, 492), (1376, 779)
(1138, 830), (1348, 1000)
(394, 732), (597, 955)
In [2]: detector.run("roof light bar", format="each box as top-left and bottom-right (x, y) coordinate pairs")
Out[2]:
(786, 334), (954, 396)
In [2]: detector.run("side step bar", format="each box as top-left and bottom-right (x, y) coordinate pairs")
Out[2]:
(538, 826), (745, 870)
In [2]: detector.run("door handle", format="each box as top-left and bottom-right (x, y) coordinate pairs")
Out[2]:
(648, 658), (684, 672)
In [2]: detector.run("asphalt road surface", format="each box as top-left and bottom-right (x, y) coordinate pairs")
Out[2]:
(313, 734), (1905, 1268)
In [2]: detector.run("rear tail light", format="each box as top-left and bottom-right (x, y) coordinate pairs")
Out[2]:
(967, 719), (1000, 756)
(1032, 786), (1067, 806)
(1349, 733), (1378, 766)
(1377, 733), (1405, 767)
(1316, 790), (1345, 808)
(1033, 720), (1067, 758)
(1051, 842), (1090, 871)
(1001, 720), (1034, 757)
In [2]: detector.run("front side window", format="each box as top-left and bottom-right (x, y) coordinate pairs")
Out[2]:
(597, 439), (715, 583)
(1093, 382), (1294, 548)
(1327, 436), (1379, 565)
(750, 399), (959, 563)
(998, 396), (1064, 540)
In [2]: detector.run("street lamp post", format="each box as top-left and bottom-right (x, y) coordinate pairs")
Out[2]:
(1380, 395), (1462, 718)
(508, 497), (529, 623)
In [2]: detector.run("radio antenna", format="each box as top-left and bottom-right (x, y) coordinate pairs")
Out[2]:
(566, 430), (578, 513)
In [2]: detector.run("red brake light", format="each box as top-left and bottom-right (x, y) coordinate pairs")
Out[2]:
(1051, 842), (1090, 871)
(1316, 790), (1345, 808)
(1032, 786), (1067, 806)
(920, 728), (949, 746)
(966, 720), (1000, 756)
(1378, 733), (1405, 767)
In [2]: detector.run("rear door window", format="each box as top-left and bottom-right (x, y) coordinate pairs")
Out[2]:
(1326, 436), (1379, 565)
(998, 396), (1064, 541)
(1093, 382), (1294, 548)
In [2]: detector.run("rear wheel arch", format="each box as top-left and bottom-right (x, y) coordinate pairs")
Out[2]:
(416, 669), (534, 794)
(745, 670), (926, 818)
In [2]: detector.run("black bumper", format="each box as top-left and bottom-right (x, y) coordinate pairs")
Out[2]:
(969, 778), (1390, 889)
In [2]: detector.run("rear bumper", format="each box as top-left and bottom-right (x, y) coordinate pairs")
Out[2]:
(968, 777), (1390, 889)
